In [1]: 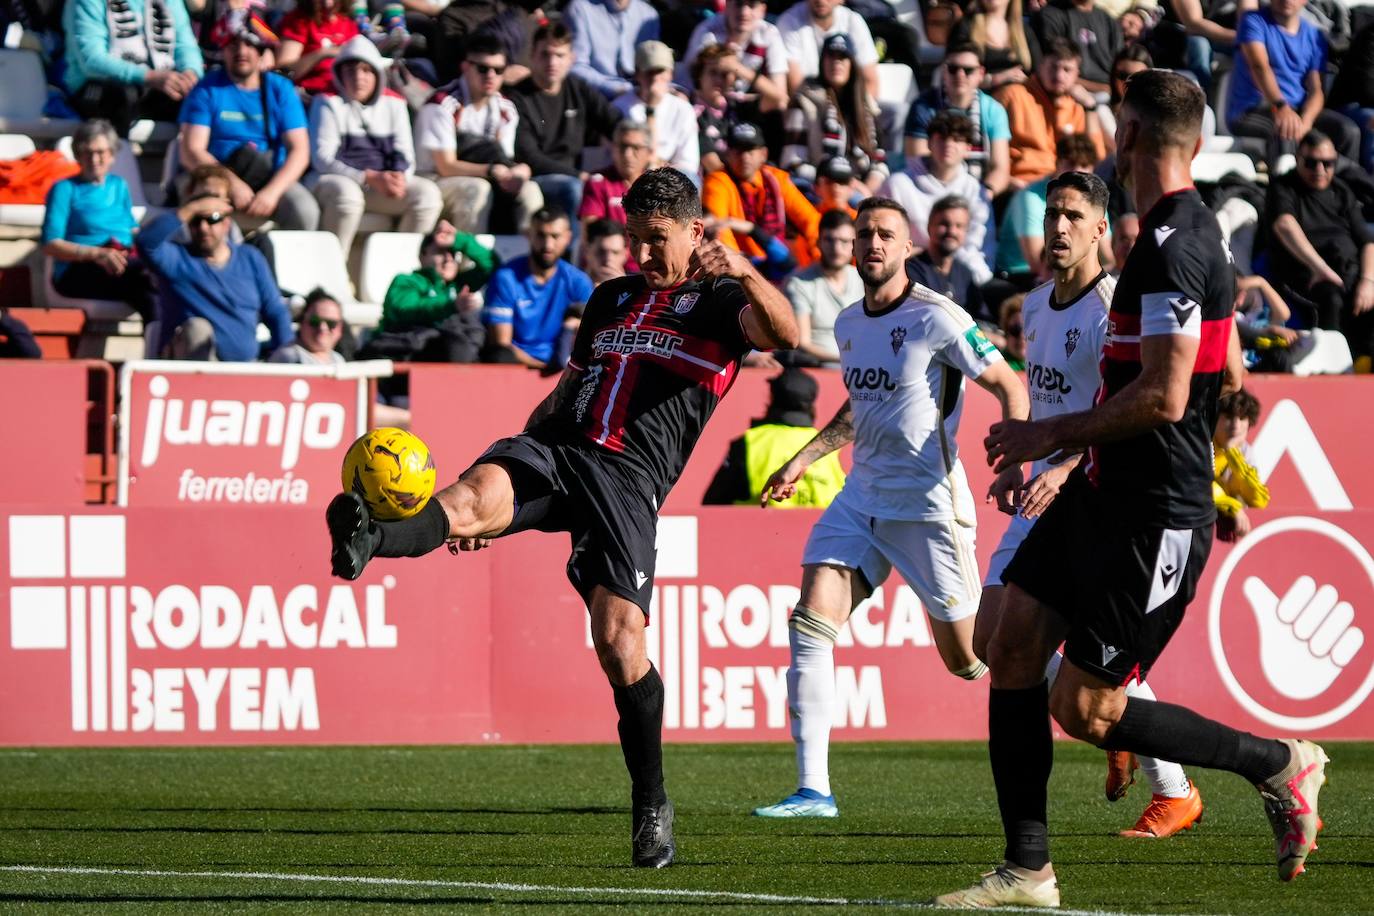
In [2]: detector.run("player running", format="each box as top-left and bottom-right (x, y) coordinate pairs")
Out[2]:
(935, 70), (1327, 909)
(325, 168), (799, 869)
(752, 197), (1029, 818)
(975, 171), (1203, 840)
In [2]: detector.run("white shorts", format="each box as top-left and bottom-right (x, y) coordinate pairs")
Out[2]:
(801, 491), (980, 623)
(983, 512), (1036, 588)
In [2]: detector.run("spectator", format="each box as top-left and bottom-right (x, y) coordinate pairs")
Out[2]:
(368, 221), (496, 363)
(565, 0), (660, 100)
(994, 133), (1105, 288)
(270, 287), (347, 366)
(1147, 0), (1235, 92)
(683, 0), (789, 113)
(1228, 0), (1360, 170)
(1032, 0), (1123, 94)
(783, 208), (862, 366)
(691, 45), (742, 174)
(704, 121), (821, 270)
(1324, 18), (1374, 173)
(137, 191), (292, 360)
(0, 309), (40, 358)
(277, 0), (360, 97)
(1096, 44), (1152, 152)
(434, 0), (538, 85)
(582, 218), (630, 285)
(413, 34), (544, 234)
(482, 207), (594, 369)
(612, 41), (700, 180)
(996, 38), (1105, 187)
(42, 119), (155, 320)
(1263, 130), (1374, 370)
(776, 0), (879, 98)
(180, 12), (319, 230)
(813, 154), (870, 217)
(947, 0), (1034, 92)
(1213, 388), (1269, 542)
(702, 368), (845, 507)
(996, 292), (1027, 369)
(1119, 6), (1158, 47)
(906, 195), (990, 324)
(62, 0), (203, 134)
(905, 43), (1013, 194)
(509, 22), (623, 244)
(579, 120), (652, 271)
(1111, 210), (1139, 273)
(780, 34), (887, 189)
(879, 112), (995, 281)
(310, 36), (441, 255)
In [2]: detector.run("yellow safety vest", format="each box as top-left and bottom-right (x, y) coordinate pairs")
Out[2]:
(739, 424), (846, 509)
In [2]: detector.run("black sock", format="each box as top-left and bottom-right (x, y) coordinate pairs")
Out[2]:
(612, 665), (667, 809)
(989, 682), (1052, 870)
(1100, 697), (1291, 784)
(375, 498), (450, 558)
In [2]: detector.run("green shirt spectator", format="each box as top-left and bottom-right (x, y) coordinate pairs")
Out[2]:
(380, 225), (497, 333)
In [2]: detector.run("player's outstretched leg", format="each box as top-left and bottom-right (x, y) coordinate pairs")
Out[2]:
(589, 587), (675, 868)
(1117, 679), (1204, 838)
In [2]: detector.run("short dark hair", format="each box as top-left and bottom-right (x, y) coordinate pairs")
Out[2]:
(1121, 68), (1204, 152)
(1046, 171), (1110, 215)
(944, 42), (984, 64)
(463, 33), (508, 62)
(930, 194), (971, 218)
(585, 218), (627, 245)
(532, 21), (573, 49)
(531, 205), (570, 228)
(1042, 37), (1081, 64)
(622, 167), (702, 223)
(928, 111), (975, 144)
(1219, 388), (1261, 424)
(819, 208), (855, 233)
(691, 43), (736, 83)
(1055, 133), (1100, 169)
(1300, 129), (1334, 151)
(856, 196), (910, 226)
(303, 287), (340, 314)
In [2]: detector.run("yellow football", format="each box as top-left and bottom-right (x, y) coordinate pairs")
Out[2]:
(340, 428), (437, 520)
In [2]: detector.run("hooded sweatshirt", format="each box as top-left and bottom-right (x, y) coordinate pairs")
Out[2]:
(308, 36), (416, 185)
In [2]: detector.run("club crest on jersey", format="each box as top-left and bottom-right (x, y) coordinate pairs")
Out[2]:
(890, 326), (907, 355)
(674, 292), (699, 314)
(1065, 327), (1081, 357)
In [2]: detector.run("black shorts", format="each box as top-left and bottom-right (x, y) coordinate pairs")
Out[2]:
(470, 433), (658, 615)
(1002, 473), (1213, 685)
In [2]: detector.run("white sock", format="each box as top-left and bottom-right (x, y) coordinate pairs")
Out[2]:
(1124, 678), (1191, 798)
(1043, 650), (1063, 688)
(788, 623), (835, 797)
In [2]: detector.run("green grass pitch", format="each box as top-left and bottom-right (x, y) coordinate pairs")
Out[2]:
(0, 741), (1371, 913)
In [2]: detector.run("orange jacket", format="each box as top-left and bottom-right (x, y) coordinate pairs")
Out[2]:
(703, 165), (821, 269)
(996, 77), (1105, 183)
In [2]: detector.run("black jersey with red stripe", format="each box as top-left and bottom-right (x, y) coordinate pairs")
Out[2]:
(535, 273), (755, 494)
(1090, 188), (1234, 528)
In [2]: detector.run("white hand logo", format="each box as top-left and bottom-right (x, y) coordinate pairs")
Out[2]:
(1243, 575), (1365, 700)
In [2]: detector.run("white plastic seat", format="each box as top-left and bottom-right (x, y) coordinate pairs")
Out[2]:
(43, 258), (137, 319)
(358, 231), (424, 305)
(0, 133), (36, 159)
(1191, 151), (1257, 182)
(0, 48), (81, 137)
(263, 230), (381, 328)
(877, 62), (917, 109)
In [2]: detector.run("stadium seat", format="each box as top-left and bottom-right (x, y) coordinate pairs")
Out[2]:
(42, 258), (138, 319)
(475, 233), (530, 265)
(1191, 151), (1257, 182)
(877, 62), (918, 110)
(358, 231), (424, 305)
(0, 48), (81, 138)
(261, 230), (381, 328)
(0, 134), (36, 159)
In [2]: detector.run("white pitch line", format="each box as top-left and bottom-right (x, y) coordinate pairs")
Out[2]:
(0, 864), (1200, 915)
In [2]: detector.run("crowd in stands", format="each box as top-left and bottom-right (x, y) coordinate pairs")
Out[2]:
(6, 0), (1374, 375)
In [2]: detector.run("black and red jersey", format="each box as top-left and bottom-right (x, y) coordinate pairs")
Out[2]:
(535, 273), (755, 494)
(1090, 188), (1234, 528)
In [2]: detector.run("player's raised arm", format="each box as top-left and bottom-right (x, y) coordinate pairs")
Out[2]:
(760, 400), (854, 506)
(688, 239), (800, 350)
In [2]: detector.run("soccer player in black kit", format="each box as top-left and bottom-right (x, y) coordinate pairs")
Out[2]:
(325, 167), (799, 868)
(935, 70), (1329, 908)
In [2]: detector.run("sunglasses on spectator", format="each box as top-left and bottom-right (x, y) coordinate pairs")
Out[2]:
(189, 212), (228, 227)
(472, 62), (506, 76)
(945, 63), (980, 76)
(307, 316), (342, 330)
(1302, 156), (1337, 170)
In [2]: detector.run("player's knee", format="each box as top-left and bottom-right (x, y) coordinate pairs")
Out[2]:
(985, 632), (1040, 682)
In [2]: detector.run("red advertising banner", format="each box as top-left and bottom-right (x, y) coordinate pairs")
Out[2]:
(117, 362), (379, 509)
(0, 361), (90, 507)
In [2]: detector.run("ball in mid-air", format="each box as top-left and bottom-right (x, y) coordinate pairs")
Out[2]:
(341, 428), (436, 520)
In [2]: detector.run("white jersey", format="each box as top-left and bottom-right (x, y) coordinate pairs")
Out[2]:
(834, 283), (1003, 523)
(1021, 273), (1112, 479)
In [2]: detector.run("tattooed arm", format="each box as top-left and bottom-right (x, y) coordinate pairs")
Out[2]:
(524, 366), (581, 430)
(759, 400), (854, 506)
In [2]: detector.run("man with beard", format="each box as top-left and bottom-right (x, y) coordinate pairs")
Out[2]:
(137, 191), (292, 360)
(482, 206), (594, 369)
(906, 196), (990, 326)
(752, 196), (1028, 818)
